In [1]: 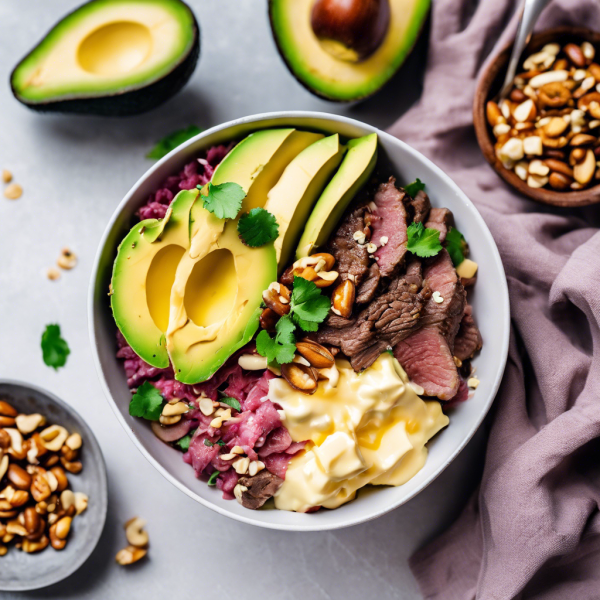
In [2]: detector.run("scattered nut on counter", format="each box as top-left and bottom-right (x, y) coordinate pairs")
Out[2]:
(57, 248), (77, 270)
(0, 399), (88, 556)
(4, 183), (23, 200)
(116, 516), (148, 566)
(487, 40), (600, 191)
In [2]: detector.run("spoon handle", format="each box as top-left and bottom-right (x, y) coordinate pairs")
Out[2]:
(498, 0), (552, 100)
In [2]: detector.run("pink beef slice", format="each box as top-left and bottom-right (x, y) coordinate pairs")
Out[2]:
(425, 207), (455, 243)
(368, 177), (408, 277)
(393, 250), (466, 400)
(184, 434), (220, 476)
(257, 427), (293, 457)
(453, 304), (483, 361)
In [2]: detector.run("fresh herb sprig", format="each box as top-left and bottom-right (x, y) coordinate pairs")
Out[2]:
(146, 126), (202, 160)
(256, 276), (331, 364)
(445, 227), (467, 266)
(406, 222), (443, 258)
(41, 324), (70, 371)
(129, 382), (164, 421)
(404, 178), (425, 197)
(237, 207), (279, 247)
(198, 181), (246, 220)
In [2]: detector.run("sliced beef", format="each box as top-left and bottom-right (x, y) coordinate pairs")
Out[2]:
(356, 263), (381, 304)
(425, 208), (455, 243)
(367, 177), (408, 277)
(393, 250), (466, 400)
(453, 304), (483, 361)
(418, 250), (466, 347)
(404, 189), (431, 223)
(394, 328), (459, 401)
(327, 206), (370, 286)
(317, 275), (430, 371)
(237, 471), (283, 510)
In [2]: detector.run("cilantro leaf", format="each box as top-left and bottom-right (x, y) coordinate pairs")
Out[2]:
(146, 125), (202, 160)
(207, 471), (220, 486)
(129, 382), (164, 421)
(445, 227), (467, 266)
(220, 397), (241, 412)
(217, 440), (226, 447)
(256, 316), (297, 364)
(200, 181), (245, 220)
(404, 178), (425, 197)
(406, 222), (443, 258)
(237, 208), (279, 247)
(41, 324), (70, 370)
(290, 276), (331, 331)
(204, 439), (214, 447)
(177, 429), (197, 451)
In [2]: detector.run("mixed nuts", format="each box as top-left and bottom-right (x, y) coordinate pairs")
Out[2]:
(488, 40), (600, 191)
(0, 400), (88, 556)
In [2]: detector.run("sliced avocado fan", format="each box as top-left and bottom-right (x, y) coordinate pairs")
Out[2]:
(11, 0), (199, 116)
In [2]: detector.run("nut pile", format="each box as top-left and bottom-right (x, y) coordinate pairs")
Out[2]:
(0, 400), (88, 555)
(488, 40), (600, 190)
(2, 169), (23, 200)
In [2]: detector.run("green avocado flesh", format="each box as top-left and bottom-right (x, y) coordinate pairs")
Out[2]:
(111, 189), (198, 368)
(296, 133), (378, 259)
(112, 128), (381, 384)
(269, 0), (430, 102)
(265, 134), (346, 269)
(11, 0), (199, 115)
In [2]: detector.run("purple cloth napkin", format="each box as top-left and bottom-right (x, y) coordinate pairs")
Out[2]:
(388, 1), (600, 598)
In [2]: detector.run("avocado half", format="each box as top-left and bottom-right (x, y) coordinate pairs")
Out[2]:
(269, 0), (430, 102)
(11, 0), (199, 116)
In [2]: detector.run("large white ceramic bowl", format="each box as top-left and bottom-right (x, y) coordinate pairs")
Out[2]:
(89, 112), (510, 531)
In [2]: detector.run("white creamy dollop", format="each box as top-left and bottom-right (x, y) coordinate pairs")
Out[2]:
(268, 353), (449, 512)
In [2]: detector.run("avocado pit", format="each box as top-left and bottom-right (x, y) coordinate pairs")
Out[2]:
(310, 0), (390, 62)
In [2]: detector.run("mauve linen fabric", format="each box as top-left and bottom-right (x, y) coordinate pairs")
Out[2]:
(388, 0), (600, 598)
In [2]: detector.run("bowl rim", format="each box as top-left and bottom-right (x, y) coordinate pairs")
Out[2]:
(0, 379), (108, 591)
(474, 26), (600, 207)
(88, 110), (510, 531)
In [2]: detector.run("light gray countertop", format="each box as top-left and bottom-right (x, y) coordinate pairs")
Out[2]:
(0, 1), (487, 597)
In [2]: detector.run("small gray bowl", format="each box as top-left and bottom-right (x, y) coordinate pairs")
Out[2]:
(0, 381), (108, 592)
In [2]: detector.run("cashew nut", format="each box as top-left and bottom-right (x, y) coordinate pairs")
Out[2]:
(39, 425), (68, 452)
(124, 517), (148, 548)
(15, 414), (45, 435)
(74, 492), (88, 515)
(116, 545), (147, 565)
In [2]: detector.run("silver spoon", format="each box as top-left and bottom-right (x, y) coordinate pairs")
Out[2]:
(497, 0), (553, 101)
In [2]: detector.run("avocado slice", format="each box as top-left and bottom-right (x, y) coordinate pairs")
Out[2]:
(11, 0), (199, 116)
(269, 0), (430, 102)
(166, 221), (277, 384)
(264, 134), (345, 269)
(188, 128), (323, 259)
(296, 133), (378, 259)
(111, 189), (198, 368)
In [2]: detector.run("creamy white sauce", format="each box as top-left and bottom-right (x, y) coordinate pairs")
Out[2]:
(268, 353), (449, 512)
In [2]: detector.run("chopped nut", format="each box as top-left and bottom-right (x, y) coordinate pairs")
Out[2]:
(232, 456), (250, 475)
(499, 137), (524, 162)
(523, 136), (543, 156)
(74, 492), (88, 515)
(233, 484), (248, 503)
(116, 545), (147, 565)
(4, 183), (22, 200)
(125, 517), (148, 548)
(514, 161), (528, 180)
(2, 169), (12, 183)
(527, 174), (549, 188)
(46, 268), (61, 281)
(57, 248), (77, 270)
(432, 291), (444, 304)
(468, 377), (480, 389)
(529, 160), (550, 176)
(199, 396), (215, 417)
(238, 354), (268, 370)
(366, 243), (377, 254)
(65, 433), (82, 451)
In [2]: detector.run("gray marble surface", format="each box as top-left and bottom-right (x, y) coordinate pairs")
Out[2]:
(0, 1), (487, 597)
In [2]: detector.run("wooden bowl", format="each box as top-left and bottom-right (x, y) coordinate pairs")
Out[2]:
(474, 27), (600, 207)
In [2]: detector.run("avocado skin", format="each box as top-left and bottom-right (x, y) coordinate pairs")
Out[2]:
(10, 1), (200, 117)
(267, 0), (429, 103)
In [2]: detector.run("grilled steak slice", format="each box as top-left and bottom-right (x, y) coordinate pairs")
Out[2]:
(393, 250), (466, 400)
(425, 207), (455, 243)
(237, 470), (283, 510)
(453, 304), (483, 361)
(356, 263), (381, 304)
(394, 328), (459, 401)
(327, 206), (370, 286)
(367, 177), (408, 277)
(317, 275), (429, 371)
(404, 189), (431, 223)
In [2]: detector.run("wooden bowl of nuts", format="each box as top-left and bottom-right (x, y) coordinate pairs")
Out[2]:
(474, 27), (600, 206)
(0, 381), (107, 591)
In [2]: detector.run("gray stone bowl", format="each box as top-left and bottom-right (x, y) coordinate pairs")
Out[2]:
(0, 380), (108, 591)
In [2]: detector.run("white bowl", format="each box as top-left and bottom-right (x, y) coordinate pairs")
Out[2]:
(89, 112), (509, 531)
